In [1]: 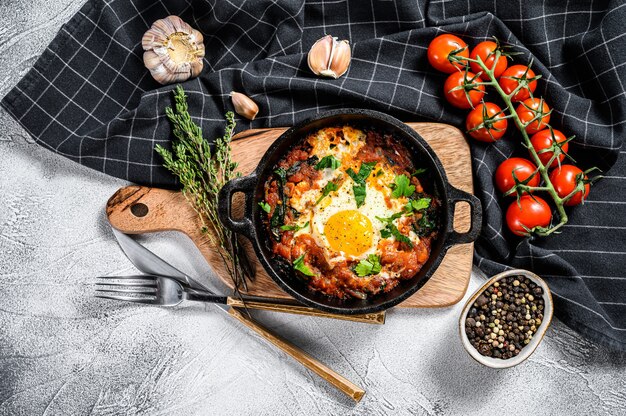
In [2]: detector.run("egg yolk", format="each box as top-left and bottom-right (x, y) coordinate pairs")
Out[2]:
(324, 210), (373, 257)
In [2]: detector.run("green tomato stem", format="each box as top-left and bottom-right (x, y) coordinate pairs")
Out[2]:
(462, 54), (569, 237)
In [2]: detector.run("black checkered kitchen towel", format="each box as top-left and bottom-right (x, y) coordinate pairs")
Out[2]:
(2, 0), (625, 350)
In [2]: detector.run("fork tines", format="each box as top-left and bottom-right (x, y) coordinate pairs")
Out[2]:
(95, 275), (159, 304)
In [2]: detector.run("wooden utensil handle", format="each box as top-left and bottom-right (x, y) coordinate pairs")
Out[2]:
(227, 297), (385, 324)
(227, 307), (366, 402)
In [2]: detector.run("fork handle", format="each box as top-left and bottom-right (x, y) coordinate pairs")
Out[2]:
(227, 307), (365, 402)
(226, 297), (386, 325)
(186, 291), (229, 304)
(187, 290), (384, 324)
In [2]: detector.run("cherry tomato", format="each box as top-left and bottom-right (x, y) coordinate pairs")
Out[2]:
(516, 98), (551, 134)
(498, 65), (537, 102)
(549, 165), (590, 206)
(465, 102), (508, 142)
(443, 71), (485, 109)
(427, 34), (469, 73)
(495, 158), (540, 195)
(530, 129), (569, 169)
(469, 41), (508, 80)
(506, 195), (552, 236)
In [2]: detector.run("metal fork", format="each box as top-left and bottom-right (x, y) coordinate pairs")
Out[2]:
(96, 274), (227, 306)
(95, 274), (386, 324)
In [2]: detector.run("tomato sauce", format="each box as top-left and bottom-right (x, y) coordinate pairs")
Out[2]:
(262, 127), (440, 300)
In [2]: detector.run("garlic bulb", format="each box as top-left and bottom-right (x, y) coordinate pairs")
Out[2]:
(230, 92), (259, 120)
(307, 35), (351, 79)
(142, 16), (205, 85)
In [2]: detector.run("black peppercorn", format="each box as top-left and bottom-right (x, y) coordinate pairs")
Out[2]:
(465, 275), (545, 360)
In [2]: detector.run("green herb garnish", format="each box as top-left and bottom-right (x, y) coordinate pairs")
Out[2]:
(281, 221), (309, 232)
(405, 197), (431, 213)
(385, 223), (413, 247)
(354, 254), (382, 277)
(414, 210), (438, 237)
(346, 161), (377, 183)
(258, 201), (271, 213)
(346, 162), (377, 207)
(376, 198), (431, 226)
(293, 253), (316, 277)
(315, 181), (339, 205)
(412, 168), (427, 176)
(377, 214), (413, 247)
(376, 212), (403, 224)
(315, 155), (341, 170)
(391, 174), (415, 198)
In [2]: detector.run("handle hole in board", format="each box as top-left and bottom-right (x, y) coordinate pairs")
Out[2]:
(130, 203), (149, 217)
(452, 200), (470, 233)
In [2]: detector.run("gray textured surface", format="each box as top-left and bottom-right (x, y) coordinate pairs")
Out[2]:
(1, 1), (625, 415)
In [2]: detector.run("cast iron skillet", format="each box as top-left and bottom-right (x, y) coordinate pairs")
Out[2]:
(218, 109), (482, 314)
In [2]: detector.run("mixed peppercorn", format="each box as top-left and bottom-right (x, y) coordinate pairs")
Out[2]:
(465, 275), (545, 359)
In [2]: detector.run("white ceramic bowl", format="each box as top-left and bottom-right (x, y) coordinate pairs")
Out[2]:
(459, 269), (554, 368)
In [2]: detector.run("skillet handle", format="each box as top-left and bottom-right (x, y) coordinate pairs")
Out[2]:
(218, 174), (258, 241)
(445, 185), (482, 247)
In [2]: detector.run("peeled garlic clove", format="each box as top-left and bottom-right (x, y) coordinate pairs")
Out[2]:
(230, 92), (259, 120)
(308, 35), (351, 79)
(142, 15), (205, 85)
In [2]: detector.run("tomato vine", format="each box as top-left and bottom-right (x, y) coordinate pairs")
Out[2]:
(432, 37), (602, 237)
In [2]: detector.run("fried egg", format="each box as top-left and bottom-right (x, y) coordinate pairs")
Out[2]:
(290, 126), (420, 264)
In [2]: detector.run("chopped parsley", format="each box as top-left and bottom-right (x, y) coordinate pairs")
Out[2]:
(377, 214), (413, 247)
(280, 221), (309, 232)
(412, 168), (427, 176)
(414, 210), (438, 237)
(383, 222), (413, 247)
(376, 212), (403, 224)
(258, 201), (271, 213)
(315, 181), (339, 205)
(375, 198), (430, 224)
(380, 228), (392, 238)
(390, 174), (415, 199)
(346, 161), (377, 207)
(293, 253), (315, 277)
(354, 254), (382, 277)
(405, 197), (431, 213)
(315, 155), (341, 170)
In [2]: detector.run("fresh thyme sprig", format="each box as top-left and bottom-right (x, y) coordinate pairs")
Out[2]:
(155, 85), (254, 293)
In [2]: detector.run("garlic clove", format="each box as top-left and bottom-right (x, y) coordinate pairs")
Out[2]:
(190, 60), (203, 78)
(152, 19), (174, 39)
(308, 35), (334, 76)
(192, 30), (204, 45)
(142, 15), (205, 85)
(230, 92), (259, 120)
(143, 50), (161, 68)
(308, 35), (351, 79)
(170, 15), (190, 34)
(327, 39), (351, 78)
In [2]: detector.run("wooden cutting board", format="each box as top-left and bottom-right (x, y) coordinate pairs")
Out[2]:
(106, 122), (474, 308)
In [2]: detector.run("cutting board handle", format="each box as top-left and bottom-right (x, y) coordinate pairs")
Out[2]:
(106, 186), (198, 236)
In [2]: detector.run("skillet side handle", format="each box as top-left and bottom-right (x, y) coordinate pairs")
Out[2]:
(445, 185), (483, 247)
(218, 174), (258, 241)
